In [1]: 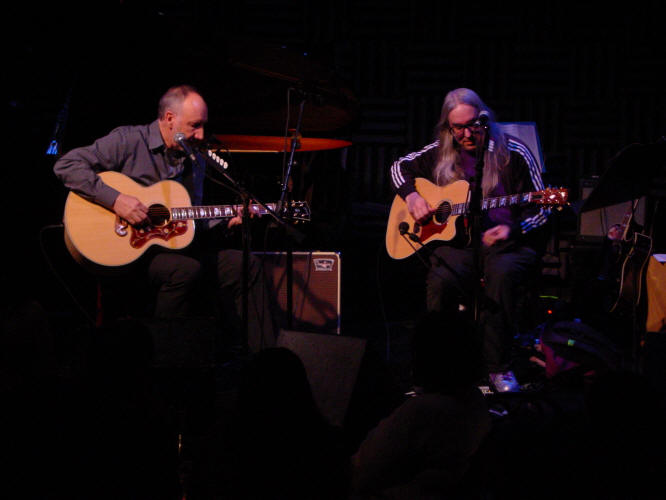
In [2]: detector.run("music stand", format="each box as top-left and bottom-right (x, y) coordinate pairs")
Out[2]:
(580, 141), (666, 372)
(581, 142), (666, 213)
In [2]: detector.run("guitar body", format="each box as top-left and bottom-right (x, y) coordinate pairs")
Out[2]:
(610, 231), (653, 314)
(386, 178), (568, 260)
(386, 179), (470, 260)
(63, 171), (195, 271)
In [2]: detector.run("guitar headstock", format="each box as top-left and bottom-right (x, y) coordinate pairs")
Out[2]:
(284, 201), (312, 222)
(532, 187), (569, 207)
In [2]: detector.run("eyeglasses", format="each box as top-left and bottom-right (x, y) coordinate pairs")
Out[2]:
(449, 121), (484, 138)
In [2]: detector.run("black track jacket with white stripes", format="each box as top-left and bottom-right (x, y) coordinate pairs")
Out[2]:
(389, 135), (551, 249)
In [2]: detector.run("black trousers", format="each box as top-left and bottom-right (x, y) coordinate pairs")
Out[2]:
(99, 247), (276, 354)
(146, 248), (276, 353)
(425, 241), (539, 373)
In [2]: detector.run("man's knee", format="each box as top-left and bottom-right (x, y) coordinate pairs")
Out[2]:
(149, 253), (202, 288)
(218, 250), (267, 283)
(485, 252), (536, 291)
(426, 271), (468, 312)
(172, 258), (202, 286)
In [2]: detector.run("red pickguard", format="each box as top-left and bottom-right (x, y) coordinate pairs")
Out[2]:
(130, 221), (189, 249)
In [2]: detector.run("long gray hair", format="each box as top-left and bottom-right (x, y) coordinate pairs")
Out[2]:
(434, 88), (509, 196)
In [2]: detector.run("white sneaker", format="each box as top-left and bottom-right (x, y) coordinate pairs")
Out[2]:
(489, 371), (520, 393)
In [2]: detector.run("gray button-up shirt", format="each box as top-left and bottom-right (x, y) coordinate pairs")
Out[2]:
(54, 120), (205, 209)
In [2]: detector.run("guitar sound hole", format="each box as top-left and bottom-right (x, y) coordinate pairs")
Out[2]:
(148, 205), (170, 226)
(434, 202), (451, 224)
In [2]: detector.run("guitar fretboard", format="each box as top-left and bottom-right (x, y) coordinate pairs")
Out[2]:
(451, 193), (533, 215)
(171, 203), (277, 220)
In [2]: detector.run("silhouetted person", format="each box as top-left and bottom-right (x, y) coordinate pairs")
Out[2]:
(350, 309), (491, 499)
(72, 319), (181, 500)
(1, 299), (65, 499)
(583, 369), (666, 499)
(469, 320), (664, 500)
(227, 347), (350, 499)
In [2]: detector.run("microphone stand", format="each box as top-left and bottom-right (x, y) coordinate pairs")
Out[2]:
(194, 147), (305, 352)
(398, 225), (468, 290)
(277, 87), (309, 331)
(470, 125), (490, 324)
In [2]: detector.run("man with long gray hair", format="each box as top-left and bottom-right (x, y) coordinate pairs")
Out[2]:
(390, 88), (550, 392)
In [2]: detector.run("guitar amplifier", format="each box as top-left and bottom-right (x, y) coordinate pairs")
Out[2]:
(254, 251), (341, 334)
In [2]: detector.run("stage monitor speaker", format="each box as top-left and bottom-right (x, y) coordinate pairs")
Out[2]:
(277, 329), (366, 427)
(141, 317), (217, 368)
(254, 251), (341, 334)
(578, 177), (644, 240)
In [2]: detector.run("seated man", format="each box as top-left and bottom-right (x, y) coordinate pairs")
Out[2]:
(54, 84), (275, 353)
(389, 87), (550, 391)
(351, 309), (491, 498)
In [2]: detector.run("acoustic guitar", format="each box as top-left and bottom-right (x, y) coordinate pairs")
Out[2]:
(608, 199), (653, 314)
(63, 171), (310, 271)
(385, 178), (568, 260)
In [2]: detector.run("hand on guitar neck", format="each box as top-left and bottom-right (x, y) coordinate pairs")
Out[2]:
(227, 203), (263, 228)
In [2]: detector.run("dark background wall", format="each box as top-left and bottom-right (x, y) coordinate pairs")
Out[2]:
(6, 0), (666, 326)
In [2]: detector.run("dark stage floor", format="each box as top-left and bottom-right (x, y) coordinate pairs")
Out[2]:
(3, 224), (666, 499)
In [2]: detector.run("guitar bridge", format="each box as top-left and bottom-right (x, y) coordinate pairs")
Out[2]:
(115, 216), (128, 237)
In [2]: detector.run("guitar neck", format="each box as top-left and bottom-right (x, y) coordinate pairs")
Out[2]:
(452, 192), (536, 215)
(619, 199), (640, 240)
(170, 203), (278, 220)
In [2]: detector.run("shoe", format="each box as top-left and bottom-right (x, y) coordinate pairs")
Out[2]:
(489, 371), (520, 393)
(405, 386), (424, 397)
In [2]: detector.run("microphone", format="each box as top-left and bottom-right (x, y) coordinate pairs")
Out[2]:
(174, 133), (198, 162)
(474, 110), (490, 127)
(398, 222), (421, 243)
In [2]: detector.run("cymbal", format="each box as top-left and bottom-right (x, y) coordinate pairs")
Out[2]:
(212, 134), (352, 153)
(206, 39), (359, 134)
